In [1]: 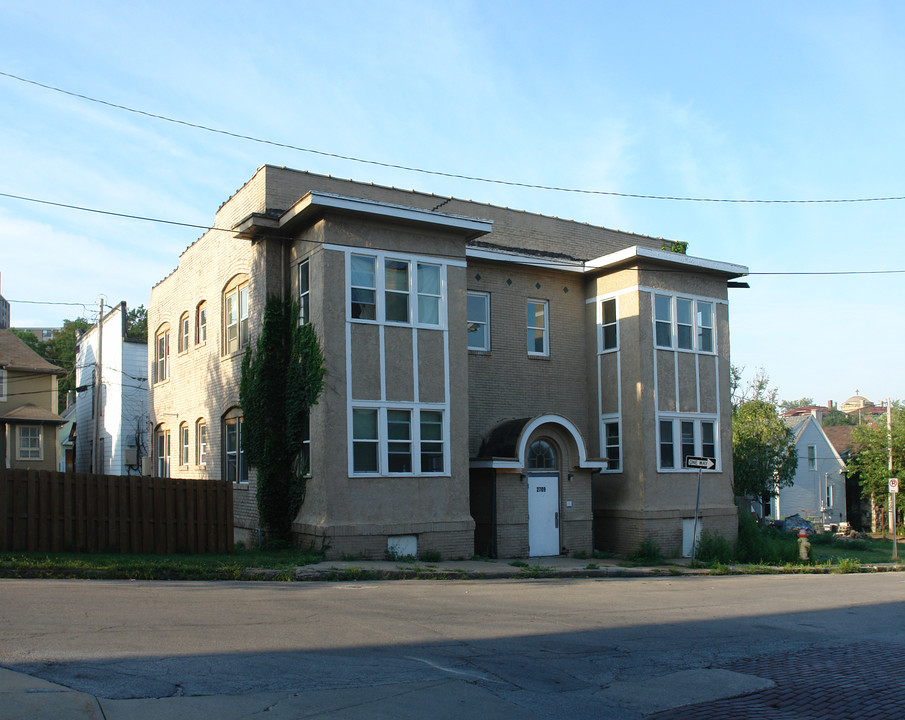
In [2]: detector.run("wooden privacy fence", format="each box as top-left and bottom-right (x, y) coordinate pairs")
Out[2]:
(0, 469), (233, 554)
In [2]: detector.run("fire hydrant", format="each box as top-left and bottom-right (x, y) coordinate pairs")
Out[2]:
(797, 529), (811, 562)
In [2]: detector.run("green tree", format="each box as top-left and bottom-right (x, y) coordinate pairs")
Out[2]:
(239, 296), (326, 543)
(779, 397), (814, 413)
(126, 305), (147, 340)
(42, 318), (91, 412)
(10, 328), (43, 353)
(731, 371), (798, 507)
(822, 406), (855, 427)
(845, 408), (905, 531)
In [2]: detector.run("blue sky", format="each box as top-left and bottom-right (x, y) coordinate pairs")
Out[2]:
(1, 1), (903, 405)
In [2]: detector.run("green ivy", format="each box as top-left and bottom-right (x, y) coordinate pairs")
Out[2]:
(660, 240), (688, 254)
(240, 297), (326, 543)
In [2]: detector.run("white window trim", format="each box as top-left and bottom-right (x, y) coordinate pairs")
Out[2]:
(600, 415), (621, 472)
(656, 415), (720, 471)
(346, 251), (449, 330)
(653, 294), (717, 354)
(349, 404), (448, 477)
(807, 444), (817, 471)
(299, 258), (310, 325)
(467, 291), (490, 351)
(0, 368), (6, 402)
(527, 299), (549, 357)
(598, 296), (618, 353)
(17, 425), (43, 461)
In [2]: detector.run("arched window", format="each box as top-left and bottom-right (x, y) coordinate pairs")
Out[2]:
(527, 439), (556, 469)
(155, 424), (170, 477)
(222, 275), (250, 355)
(178, 312), (190, 353)
(195, 301), (207, 344)
(196, 418), (207, 466)
(154, 324), (170, 383)
(222, 407), (247, 483)
(179, 422), (190, 466)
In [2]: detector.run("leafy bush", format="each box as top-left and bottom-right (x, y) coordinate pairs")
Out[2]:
(629, 536), (664, 564)
(695, 530), (734, 565)
(735, 511), (798, 564)
(809, 532), (834, 545)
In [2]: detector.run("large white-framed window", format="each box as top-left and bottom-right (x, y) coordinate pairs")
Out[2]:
(350, 254), (377, 320)
(352, 408), (379, 473)
(527, 299), (549, 356)
(420, 410), (444, 473)
(602, 418), (621, 471)
(349, 253), (447, 327)
(351, 406), (447, 476)
(17, 425), (42, 461)
(655, 295), (672, 348)
(298, 258), (310, 325)
(416, 263), (442, 326)
(658, 416), (719, 470)
(467, 292), (490, 351)
(600, 298), (618, 352)
(224, 277), (250, 355)
(387, 409), (412, 473)
(156, 427), (170, 478)
(384, 259), (410, 323)
(155, 326), (170, 383)
(223, 412), (247, 483)
(196, 419), (207, 466)
(654, 294), (716, 353)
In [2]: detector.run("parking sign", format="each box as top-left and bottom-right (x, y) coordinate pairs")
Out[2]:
(891, 478), (899, 494)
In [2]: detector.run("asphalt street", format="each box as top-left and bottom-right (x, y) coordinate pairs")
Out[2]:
(2, 573), (904, 719)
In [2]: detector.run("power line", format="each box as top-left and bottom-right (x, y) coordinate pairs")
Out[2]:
(3, 188), (905, 278)
(3, 69), (905, 206)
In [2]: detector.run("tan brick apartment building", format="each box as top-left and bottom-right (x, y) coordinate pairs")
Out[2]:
(149, 166), (747, 559)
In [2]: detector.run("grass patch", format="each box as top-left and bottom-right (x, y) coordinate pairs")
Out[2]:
(809, 536), (904, 565)
(0, 545), (324, 581)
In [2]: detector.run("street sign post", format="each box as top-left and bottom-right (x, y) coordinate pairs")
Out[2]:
(684, 457), (716, 564)
(891, 478), (899, 560)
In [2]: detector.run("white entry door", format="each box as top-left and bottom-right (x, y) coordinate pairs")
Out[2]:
(528, 473), (560, 556)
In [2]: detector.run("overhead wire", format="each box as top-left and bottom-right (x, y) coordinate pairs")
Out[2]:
(2, 69), (905, 205)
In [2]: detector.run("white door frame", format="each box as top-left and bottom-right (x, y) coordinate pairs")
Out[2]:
(527, 472), (560, 556)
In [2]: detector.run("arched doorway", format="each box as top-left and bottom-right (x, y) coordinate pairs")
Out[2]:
(525, 438), (560, 556)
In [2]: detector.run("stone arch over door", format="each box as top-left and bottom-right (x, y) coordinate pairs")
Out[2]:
(473, 415), (603, 558)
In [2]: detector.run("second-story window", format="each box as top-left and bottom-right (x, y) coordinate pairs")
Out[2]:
(179, 313), (190, 353)
(155, 327), (170, 382)
(299, 259), (310, 325)
(467, 292), (490, 350)
(527, 300), (549, 356)
(417, 263), (441, 325)
(196, 302), (207, 344)
(225, 280), (249, 354)
(350, 255), (377, 320)
(601, 298), (617, 351)
(655, 295), (672, 348)
(384, 260), (410, 323)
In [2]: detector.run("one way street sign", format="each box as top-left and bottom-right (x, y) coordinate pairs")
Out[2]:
(685, 456), (716, 470)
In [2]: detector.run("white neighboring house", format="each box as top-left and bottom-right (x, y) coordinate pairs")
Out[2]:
(75, 302), (148, 475)
(773, 414), (847, 527)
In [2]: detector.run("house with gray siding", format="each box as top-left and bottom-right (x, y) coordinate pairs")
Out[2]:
(774, 414), (847, 528)
(149, 165), (747, 559)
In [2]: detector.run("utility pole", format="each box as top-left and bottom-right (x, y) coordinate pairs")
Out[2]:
(92, 299), (104, 474)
